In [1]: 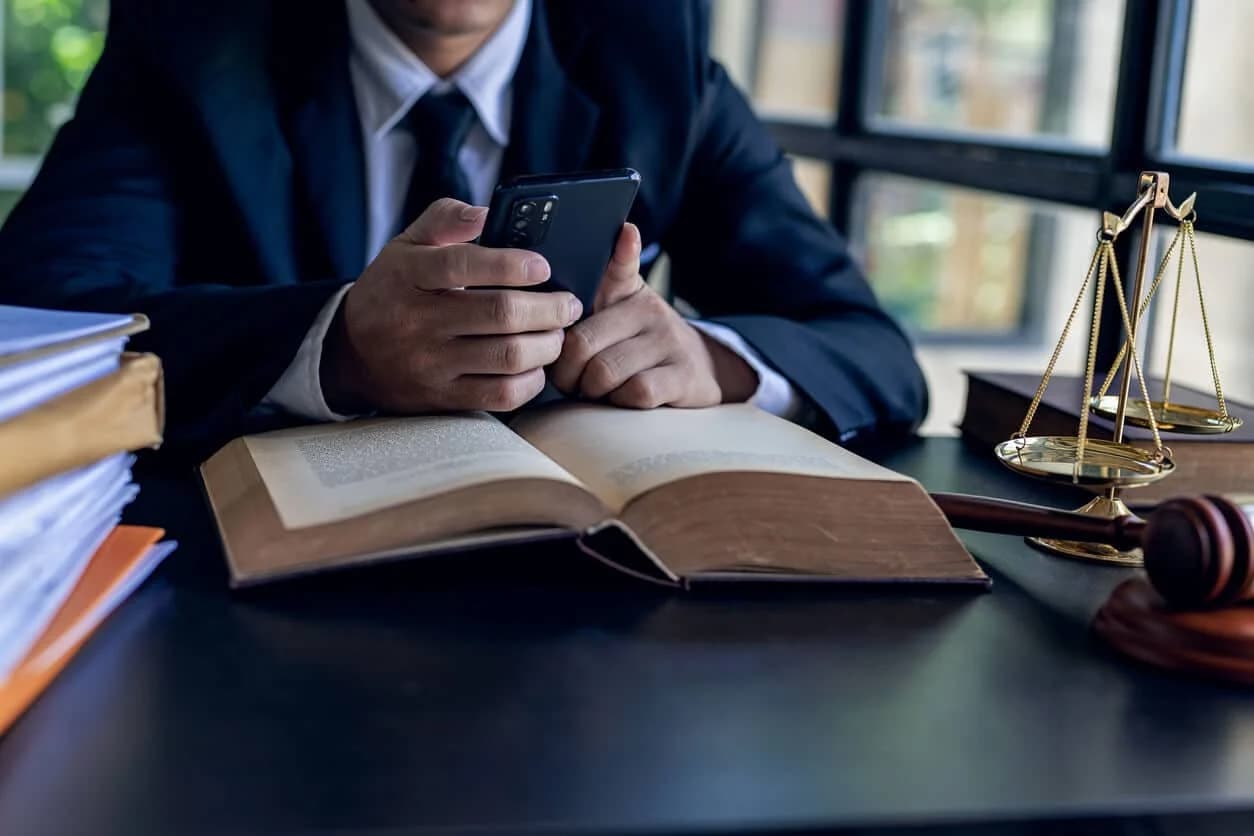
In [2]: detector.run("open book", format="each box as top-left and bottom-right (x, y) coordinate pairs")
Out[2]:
(201, 404), (987, 589)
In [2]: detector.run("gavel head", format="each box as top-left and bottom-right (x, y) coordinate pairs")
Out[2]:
(1143, 495), (1254, 607)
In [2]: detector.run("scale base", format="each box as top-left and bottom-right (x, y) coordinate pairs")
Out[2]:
(1025, 496), (1144, 567)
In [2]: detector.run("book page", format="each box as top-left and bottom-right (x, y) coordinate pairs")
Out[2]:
(0, 454), (130, 554)
(0, 339), (124, 422)
(0, 305), (134, 356)
(244, 413), (586, 529)
(511, 403), (910, 513)
(0, 471), (135, 680)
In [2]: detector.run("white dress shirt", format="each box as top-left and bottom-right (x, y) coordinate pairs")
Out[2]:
(266, 0), (801, 421)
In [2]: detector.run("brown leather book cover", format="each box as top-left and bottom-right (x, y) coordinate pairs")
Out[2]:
(0, 353), (165, 498)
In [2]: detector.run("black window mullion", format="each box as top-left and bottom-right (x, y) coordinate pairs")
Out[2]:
(827, 0), (874, 234)
(769, 121), (1106, 208)
(833, 134), (1105, 207)
(1096, 0), (1167, 372)
(1107, 1), (1164, 184)
(1147, 0), (1192, 157)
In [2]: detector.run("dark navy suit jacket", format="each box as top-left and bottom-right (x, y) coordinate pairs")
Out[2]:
(0, 0), (927, 461)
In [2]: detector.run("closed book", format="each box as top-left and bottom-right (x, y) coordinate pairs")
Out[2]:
(0, 353), (164, 498)
(201, 403), (988, 590)
(959, 370), (1253, 501)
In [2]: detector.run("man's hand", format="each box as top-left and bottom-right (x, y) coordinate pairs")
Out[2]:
(550, 223), (759, 408)
(322, 198), (583, 414)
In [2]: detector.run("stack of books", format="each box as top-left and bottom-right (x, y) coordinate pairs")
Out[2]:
(0, 305), (175, 734)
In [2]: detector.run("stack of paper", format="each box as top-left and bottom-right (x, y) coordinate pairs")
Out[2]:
(0, 305), (174, 733)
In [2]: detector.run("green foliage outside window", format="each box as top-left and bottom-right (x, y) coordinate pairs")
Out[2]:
(4, 0), (108, 156)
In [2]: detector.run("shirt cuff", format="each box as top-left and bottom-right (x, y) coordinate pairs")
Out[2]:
(263, 283), (357, 422)
(689, 319), (803, 420)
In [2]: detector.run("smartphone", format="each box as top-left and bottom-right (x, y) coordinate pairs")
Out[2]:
(480, 168), (641, 292)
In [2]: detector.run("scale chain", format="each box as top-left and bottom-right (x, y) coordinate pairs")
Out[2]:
(1095, 224), (1182, 401)
(1073, 242), (1112, 479)
(1016, 241), (1103, 441)
(1160, 217), (1188, 404)
(1188, 221), (1235, 426)
(1106, 247), (1167, 456)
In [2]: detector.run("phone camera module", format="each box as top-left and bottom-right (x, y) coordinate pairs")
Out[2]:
(501, 194), (556, 249)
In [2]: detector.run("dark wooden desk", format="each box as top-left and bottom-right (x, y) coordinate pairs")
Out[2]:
(2, 438), (1253, 836)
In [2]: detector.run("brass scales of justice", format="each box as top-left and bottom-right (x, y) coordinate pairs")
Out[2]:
(993, 170), (1243, 566)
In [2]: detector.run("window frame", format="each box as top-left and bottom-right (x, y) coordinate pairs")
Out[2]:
(751, 0), (1254, 362)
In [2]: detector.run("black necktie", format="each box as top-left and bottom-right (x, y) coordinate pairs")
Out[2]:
(398, 89), (477, 234)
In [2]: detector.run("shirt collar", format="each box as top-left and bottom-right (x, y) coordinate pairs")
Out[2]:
(345, 0), (531, 147)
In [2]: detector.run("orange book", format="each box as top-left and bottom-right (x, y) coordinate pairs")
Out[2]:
(0, 525), (170, 735)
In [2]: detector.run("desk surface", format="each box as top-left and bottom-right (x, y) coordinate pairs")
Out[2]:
(1, 438), (1253, 836)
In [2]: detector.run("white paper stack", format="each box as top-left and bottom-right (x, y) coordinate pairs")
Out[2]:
(0, 306), (170, 684)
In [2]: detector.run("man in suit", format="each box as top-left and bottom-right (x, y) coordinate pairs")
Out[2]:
(0, 0), (927, 461)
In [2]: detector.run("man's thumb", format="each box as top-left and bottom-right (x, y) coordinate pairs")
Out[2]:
(594, 222), (644, 310)
(399, 198), (488, 246)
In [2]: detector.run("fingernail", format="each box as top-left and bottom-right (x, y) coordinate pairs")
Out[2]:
(526, 256), (550, 283)
(460, 205), (487, 222)
(569, 296), (583, 322)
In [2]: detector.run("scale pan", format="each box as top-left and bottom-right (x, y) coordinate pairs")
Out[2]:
(994, 436), (1174, 488)
(1090, 396), (1243, 434)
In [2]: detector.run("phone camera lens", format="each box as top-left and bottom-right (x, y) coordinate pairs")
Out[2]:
(513, 218), (529, 230)
(516, 201), (537, 217)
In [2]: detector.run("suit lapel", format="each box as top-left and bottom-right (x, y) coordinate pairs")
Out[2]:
(162, 4), (367, 283)
(163, 6), (295, 284)
(500, 2), (600, 183)
(274, 4), (368, 279)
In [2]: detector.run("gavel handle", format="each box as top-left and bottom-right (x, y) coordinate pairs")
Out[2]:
(931, 492), (1147, 552)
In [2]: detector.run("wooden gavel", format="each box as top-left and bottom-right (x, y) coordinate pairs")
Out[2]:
(932, 492), (1254, 607)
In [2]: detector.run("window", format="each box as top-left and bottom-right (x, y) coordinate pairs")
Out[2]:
(873, 0), (1123, 146)
(853, 175), (1095, 431)
(712, 0), (1254, 434)
(790, 157), (832, 218)
(1, 0), (107, 218)
(711, 0), (844, 121)
(1173, 0), (1254, 164)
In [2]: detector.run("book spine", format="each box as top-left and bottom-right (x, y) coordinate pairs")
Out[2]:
(959, 376), (1115, 448)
